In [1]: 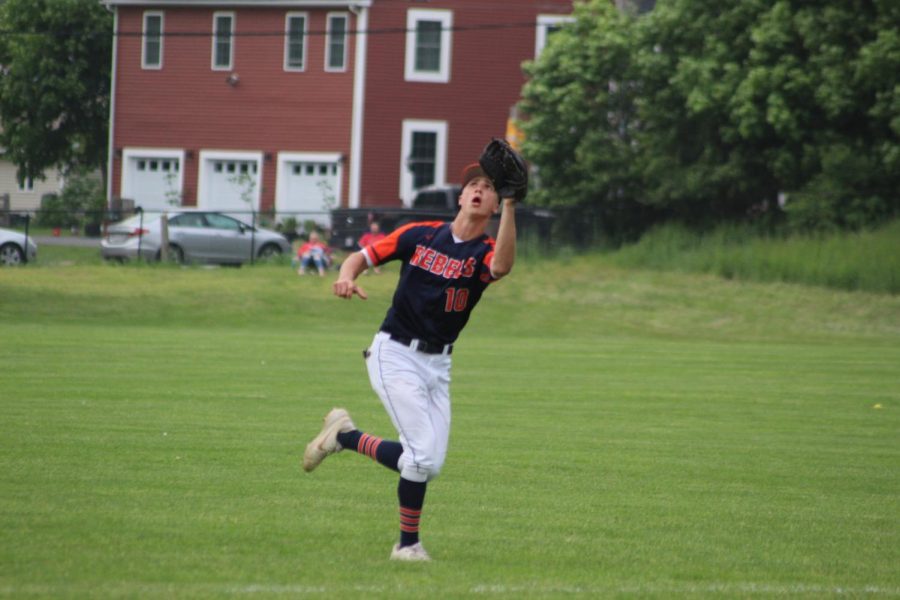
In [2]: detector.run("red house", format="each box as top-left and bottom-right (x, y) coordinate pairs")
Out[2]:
(102, 0), (573, 225)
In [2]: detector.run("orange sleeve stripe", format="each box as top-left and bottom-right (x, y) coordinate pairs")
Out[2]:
(368, 221), (445, 265)
(483, 236), (498, 282)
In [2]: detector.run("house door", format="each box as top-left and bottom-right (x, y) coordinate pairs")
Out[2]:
(122, 152), (182, 212)
(205, 160), (259, 215)
(198, 152), (263, 220)
(276, 155), (341, 228)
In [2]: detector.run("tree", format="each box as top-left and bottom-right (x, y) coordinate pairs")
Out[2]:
(0, 0), (113, 189)
(521, 0), (900, 239)
(520, 1), (650, 243)
(632, 0), (900, 230)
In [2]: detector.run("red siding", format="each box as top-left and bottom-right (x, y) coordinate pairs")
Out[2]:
(110, 1), (572, 210)
(360, 1), (572, 207)
(112, 6), (355, 209)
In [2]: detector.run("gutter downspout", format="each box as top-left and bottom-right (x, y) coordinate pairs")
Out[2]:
(105, 6), (119, 208)
(348, 4), (368, 209)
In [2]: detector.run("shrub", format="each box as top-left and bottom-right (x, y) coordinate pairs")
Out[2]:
(36, 172), (105, 232)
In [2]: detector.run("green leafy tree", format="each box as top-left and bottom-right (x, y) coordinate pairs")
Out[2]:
(633, 0), (900, 230)
(520, 1), (649, 243)
(630, 0), (774, 225)
(522, 0), (900, 238)
(0, 0), (113, 189)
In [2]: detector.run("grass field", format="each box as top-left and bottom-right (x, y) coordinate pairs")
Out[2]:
(1, 256), (898, 598)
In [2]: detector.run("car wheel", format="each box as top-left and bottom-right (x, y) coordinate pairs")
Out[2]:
(257, 244), (283, 261)
(157, 244), (184, 264)
(0, 243), (24, 266)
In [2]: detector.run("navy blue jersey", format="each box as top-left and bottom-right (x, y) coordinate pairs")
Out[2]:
(363, 221), (497, 345)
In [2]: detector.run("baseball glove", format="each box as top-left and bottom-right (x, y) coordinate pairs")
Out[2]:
(479, 138), (528, 202)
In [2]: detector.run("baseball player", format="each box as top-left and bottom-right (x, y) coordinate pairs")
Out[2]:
(302, 140), (528, 561)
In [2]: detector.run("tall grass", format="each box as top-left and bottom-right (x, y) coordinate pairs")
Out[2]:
(609, 219), (900, 294)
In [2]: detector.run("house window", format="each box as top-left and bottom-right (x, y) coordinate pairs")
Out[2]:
(404, 9), (452, 83)
(535, 15), (575, 58)
(17, 177), (34, 193)
(212, 12), (234, 70)
(410, 132), (437, 189)
(285, 13), (308, 71)
(142, 11), (163, 69)
(326, 13), (348, 72)
(399, 120), (447, 204)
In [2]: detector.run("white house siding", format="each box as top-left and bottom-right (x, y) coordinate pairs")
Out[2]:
(0, 158), (64, 212)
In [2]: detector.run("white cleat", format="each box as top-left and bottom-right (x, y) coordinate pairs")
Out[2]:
(302, 408), (355, 472)
(390, 542), (431, 562)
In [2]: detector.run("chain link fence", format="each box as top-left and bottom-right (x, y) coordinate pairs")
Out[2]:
(2, 199), (587, 267)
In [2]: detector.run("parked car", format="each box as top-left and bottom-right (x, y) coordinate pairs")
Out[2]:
(101, 210), (291, 264)
(0, 227), (38, 266)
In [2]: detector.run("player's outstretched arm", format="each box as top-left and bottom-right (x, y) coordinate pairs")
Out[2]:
(490, 198), (517, 280)
(333, 251), (369, 300)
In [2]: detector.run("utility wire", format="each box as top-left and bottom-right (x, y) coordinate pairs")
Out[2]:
(0, 20), (551, 38)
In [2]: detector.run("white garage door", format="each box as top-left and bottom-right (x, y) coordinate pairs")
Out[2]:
(124, 155), (181, 212)
(279, 161), (339, 227)
(203, 159), (261, 216)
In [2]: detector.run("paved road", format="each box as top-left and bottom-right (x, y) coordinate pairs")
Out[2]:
(31, 235), (101, 248)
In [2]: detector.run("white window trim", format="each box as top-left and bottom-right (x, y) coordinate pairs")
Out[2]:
(399, 120), (447, 206)
(197, 150), (263, 212)
(325, 12), (348, 73)
(535, 14), (575, 59)
(211, 11), (235, 71)
(274, 151), (343, 218)
(141, 11), (163, 70)
(284, 12), (309, 72)
(404, 9), (452, 84)
(121, 148), (186, 207)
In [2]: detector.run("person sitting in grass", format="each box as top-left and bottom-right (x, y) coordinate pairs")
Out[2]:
(296, 231), (330, 276)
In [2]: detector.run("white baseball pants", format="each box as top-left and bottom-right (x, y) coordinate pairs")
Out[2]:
(366, 332), (452, 483)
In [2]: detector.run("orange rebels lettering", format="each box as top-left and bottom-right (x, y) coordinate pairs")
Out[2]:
(409, 245), (478, 280)
(461, 258), (476, 278)
(430, 253), (449, 275)
(410, 245), (427, 267)
(445, 258), (462, 279)
(420, 248), (437, 270)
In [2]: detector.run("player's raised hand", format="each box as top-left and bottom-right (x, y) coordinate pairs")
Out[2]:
(333, 278), (368, 300)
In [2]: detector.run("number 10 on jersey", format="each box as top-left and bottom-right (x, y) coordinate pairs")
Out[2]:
(444, 287), (470, 312)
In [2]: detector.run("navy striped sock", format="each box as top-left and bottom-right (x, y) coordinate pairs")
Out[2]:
(398, 477), (427, 547)
(337, 430), (402, 472)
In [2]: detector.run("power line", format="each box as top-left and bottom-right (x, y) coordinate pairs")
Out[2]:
(0, 21), (550, 38)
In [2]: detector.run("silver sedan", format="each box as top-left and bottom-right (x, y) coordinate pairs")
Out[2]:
(101, 210), (291, 264)
(0, 227), (38, 266)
